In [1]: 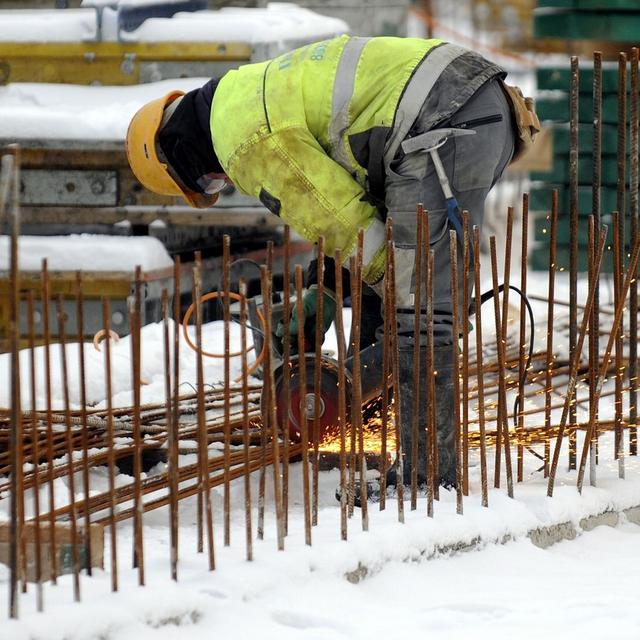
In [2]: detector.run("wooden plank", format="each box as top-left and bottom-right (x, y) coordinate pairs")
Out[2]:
(0, 521), (104, 583)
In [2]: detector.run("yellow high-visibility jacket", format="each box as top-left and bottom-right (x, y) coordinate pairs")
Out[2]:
(210, 35), (503, 283)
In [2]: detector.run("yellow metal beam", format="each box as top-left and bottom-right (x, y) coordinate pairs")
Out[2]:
(0, 41), (253, 85)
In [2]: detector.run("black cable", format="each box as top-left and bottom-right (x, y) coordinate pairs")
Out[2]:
(478, 283), (535, 428)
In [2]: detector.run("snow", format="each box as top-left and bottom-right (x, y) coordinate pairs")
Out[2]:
(1, 264), (640, 636)
(0, 79), (208, 141)
(0, 234), (173, 273)
(0, 3), (347, 45)
(0, 10), (97, 43)
(124, 5), (348, 46)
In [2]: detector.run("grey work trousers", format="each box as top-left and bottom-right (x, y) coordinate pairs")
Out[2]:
(383, 77), (515, 349)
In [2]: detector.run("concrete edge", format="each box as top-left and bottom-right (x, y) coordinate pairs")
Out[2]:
(344, 504), (640, 584)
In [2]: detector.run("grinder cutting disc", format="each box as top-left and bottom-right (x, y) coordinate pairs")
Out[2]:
(270, 355), (352, 444)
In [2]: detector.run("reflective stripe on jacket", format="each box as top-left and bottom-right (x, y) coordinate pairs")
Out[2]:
(210, 35), (503, 284)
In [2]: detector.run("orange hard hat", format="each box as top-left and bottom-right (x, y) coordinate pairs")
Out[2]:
(126, 91), (219, 209)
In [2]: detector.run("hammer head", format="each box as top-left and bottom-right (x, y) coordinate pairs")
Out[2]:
(401, 127), (476, 155)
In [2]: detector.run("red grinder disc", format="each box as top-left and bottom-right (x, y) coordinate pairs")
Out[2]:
(270, 355), (352, 444)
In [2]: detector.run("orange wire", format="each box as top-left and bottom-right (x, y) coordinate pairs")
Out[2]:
(181, 291), (267, 378)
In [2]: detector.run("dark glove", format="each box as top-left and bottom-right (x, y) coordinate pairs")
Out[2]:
(276, 285), (336, 352)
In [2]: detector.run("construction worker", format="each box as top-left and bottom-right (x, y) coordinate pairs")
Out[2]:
(126, 35), (539, 492)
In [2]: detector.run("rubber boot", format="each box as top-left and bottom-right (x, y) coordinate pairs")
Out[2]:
(392, 344), (456, 489)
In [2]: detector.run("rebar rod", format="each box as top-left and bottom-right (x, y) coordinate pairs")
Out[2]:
(131, 267), (144, 584)
(41, 259), (57, 584)
(517, 194), (530, 481)
(334, 249), (348, 539)
(568, 56), (579, 471)
(354, 230), (368, 530)
(282, 225), (292, 533)
(223, 235), (231, 546)
(264, 262), (286, 551)
(588, 216), (597, 485)
(630, 47), (639, 457)
(462, 211), (470, 495)
(74, 272), (92, 580)
(578, 238), (640, 492)
(312, 235), (324, 527)
(616, 52), (628, 478)
(426, 247), (435, 517)
(387, 219), (405, 522)
(548, 225), (607, 496)
(26, 291), (43, 611)
(7, 151), (20, 618)
(56, 296), (81, 602)
(410, 206), (424, 510)
(450, 231), (464, 513)
(613, 211), (625, 479)
(195, 256), (215, 569)
(102, 297), (118, 592)
(592, 52), (602, 471)
(544, 191), (558, 477)
(490, 236), (514, 498)
(494, 207), (513, 487)
(239, 279), (253, 561)
(162, 289), (178, 581)
(473, 227), (488, 507)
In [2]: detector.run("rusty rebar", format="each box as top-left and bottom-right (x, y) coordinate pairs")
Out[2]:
(264, 263), (286, 550)
(239, 279), (253, 561)
(450, 231), (464, 513)
(75, 272), (92, 577)
(312, 235), (325, 526)
(387, 218), (405, 522)
(461, 210), (470, 495)
(544, 191), (558, 478)
(7, 151), (20, 618)
(282, 226), (292, 533)
(630, 47), (639, 456)
(354, 231), (368, 530)
(592, 51), (602, 468)
(494, 207), (513, 487)
(102, 297), (118, 592)
(223, 235), (232, 546)
(490, 236), (514, 498)
(588, 216), (597, 486)
(548, 225), (607, 496)
(348, 257), (358, 518)
(426, 247), (435, 517)
(411, 206), (424, 510)
(334, 249), (348, 539)
(615, 52), (628, 478)
(131, 267), (144, 584)
(517, 193), (529, 481)
(578, 237), (640, 492)
(41, 259), (57, 585)
(162, 289), (178, 580)
(194, 255), (215, 569)
(568, 56), (579, 471)
(56, 296), (81, 602)
(26, 291), (43, 611)
(613, 211), (625, 478)
(473, 227), (488, 507)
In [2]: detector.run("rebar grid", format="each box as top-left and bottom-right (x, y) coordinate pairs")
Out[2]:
(3, 51), (640, 618)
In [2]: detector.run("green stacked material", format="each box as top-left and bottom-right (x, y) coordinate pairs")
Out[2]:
(535, 2), (640, 41)
(530, 62), (638, 272)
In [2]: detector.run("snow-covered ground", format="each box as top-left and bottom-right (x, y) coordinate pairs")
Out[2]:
(1, 267), (639, 637)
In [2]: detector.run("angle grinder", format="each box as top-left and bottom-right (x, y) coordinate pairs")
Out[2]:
(268, 343), (388, 444)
